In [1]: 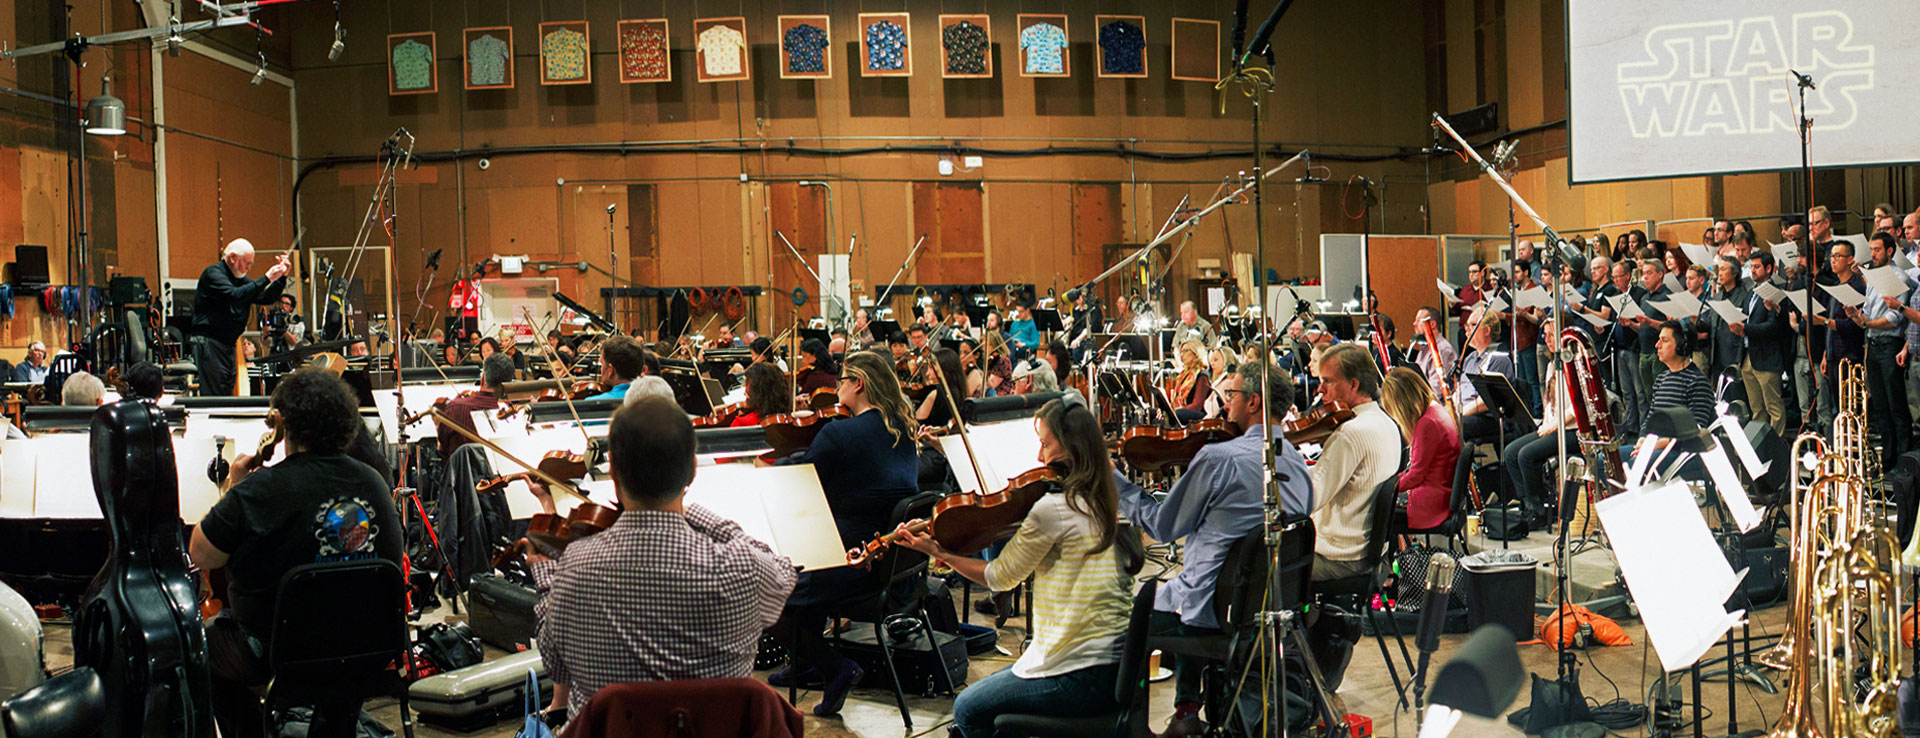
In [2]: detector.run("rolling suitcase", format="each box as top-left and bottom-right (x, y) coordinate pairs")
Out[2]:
(407, 650), (551, 732)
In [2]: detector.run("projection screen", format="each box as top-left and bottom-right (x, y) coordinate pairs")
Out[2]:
(1567, 0), (1920, 184)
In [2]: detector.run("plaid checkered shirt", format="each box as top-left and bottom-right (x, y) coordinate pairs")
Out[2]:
(531, 504), (796, 717)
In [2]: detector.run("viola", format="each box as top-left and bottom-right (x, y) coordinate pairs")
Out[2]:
(847, 466), (1062, 567)
(693, 402), (744, 428)
(490, 499), (621, 570)
(1283, 400), (1355, 446)
(1117, 419), (1243, 475)
(804, 387), (839, 413)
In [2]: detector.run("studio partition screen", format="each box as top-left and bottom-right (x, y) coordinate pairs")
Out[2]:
(1566, 0), (1920, 184)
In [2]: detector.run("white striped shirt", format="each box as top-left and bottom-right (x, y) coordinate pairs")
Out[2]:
(984, 493), (1133, 679)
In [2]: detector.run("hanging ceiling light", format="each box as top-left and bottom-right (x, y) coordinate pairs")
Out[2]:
(83, 74), (125, 136)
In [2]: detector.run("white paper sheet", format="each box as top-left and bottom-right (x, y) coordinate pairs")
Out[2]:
(1663, 273), (1685, 294)
(1818, 281), (1869, 308)
(1615, 298), (1647, 321)
(683, 463), (850, 571)
(1597, 481), (1745, 673)
(1574, 308), (1611, 328)
(1705, 299), (1747, 325)
(1679, 242), (1716, 269)
(1659, 289), (1704, 318)
(938, 418), (1045, 496)
(1752, 281), (1787, 305)
(1481, 295), (1509, 314)
(1898, 251), (1916, 271)
(1837, 233), (1869, 255)
(1863, 265), (1914, 301)
(1714, 415), (1766, 478)
(1770, 241), (1800, 262)
(1514, 286), (1552, 311)
(373, 384), (477, 442)
(1782, 289), (1825, 316)
(1437, 279), (1460, 305)
(1700, 444), (1760, 533)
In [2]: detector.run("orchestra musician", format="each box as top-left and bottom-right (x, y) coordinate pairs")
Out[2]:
(10, 341), (48, 384)
(1380, 367), (1460, 533)
(584, 335), (650, 401)
(914, 348), (967, 429)
(767, 352), (923, 716)
(1011, 359), (1058, 395)
(1172, 301), (1216, 348)
(957, 337), (987, 398)
(1201, 346), (1239, 419)
(1169, 339), (1211, 424)
(891, 397), (1142, 738)
(1066, 286), (1103, 361)
(850, 308), (875, 348)
(792, 338), (839, 395)
(887, 331), (914, 383)
(709, 323), (743, 349)
(1454, 308), (1517, 444)
(1308, 344), (1400, 581)
(1116, 361), (1310, 736)
(980, 332), (1013, 397)
(189, 369), (405, 738)
(436, 354), (515, 457)
(525, 397), (796, 719)
(735, 363), (788, 427)
(190, 238), (291, 396)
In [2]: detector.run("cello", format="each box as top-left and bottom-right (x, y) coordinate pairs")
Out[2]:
(74, 399), (215, 737)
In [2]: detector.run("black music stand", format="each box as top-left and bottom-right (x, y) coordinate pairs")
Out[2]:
(798, 328), (831, 347)
(962, 303), (991, 328)
(1032, 308), (1064, 334)
(870, 319), (903, 342)
(659, 370), (716, 417)
(1468, 372), (1537, 436)
(1090, 334), (1150, 363)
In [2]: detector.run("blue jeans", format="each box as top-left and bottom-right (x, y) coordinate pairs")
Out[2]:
(953, 662), (1120, 738)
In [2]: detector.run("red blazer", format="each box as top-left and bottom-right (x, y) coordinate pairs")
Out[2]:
(565, 678), (803, 738)
(1398, 404), (1461, 529)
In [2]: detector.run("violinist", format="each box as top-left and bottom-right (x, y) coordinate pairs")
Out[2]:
(1307, 344), (1400, 582)
(906, 323), (932, 354)
(189, 369), (405, 738)
(890, 397), (1142, 737)
(1116, 362), (1310, 736)
(957, 337), (987, 398)
(526, 397), (797, 719)
(980, 332), (1013, 397)
(914, 348), (967, 428)
(1172, 301), (1216, 349)
(1065, 286), (1103, 361)
(734, 363), (788, 427)
(582, 335), (650, 401)
(850, 308), (875, 348)
(827, 329), (849, 355)
(792, 338), (838, 395)
(746, 336), (785, 371)
(1169, 339), (1211, 424)
(1006, 303), (1040, 358)
(887, 331), (913, 383)
(436, 354), (515, 456)
(1044, 340), (1072, 388)
(767, 351), (923, 715)
(1201, 347), (1239, 419)
(709, 323), (743, 349)
(1011, 359), (1058, 395)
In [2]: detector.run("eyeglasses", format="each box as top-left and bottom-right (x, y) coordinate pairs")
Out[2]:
(838, 375), (856, 384)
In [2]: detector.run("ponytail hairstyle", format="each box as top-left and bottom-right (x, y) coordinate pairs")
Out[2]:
(842, 351), (918, 447)
(1035, 397), (1122, 556)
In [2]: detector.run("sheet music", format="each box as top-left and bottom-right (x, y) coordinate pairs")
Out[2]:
(1781, 289), (1825, 316)
(1862, 264), (1914, 300)
(1609, 294), (1648, 320)
(1662, 273), (1685, 294)
(1481, 295), (1509, 314)
(1514, 286), (1552, 311)
(1817, 281), (1869, 308)
(940, 419), (1045, 496)
(1658, 289), (1703, 318)
(683, 464), (850, 571)
(1436, 279), (1460, 305)
(1752, 281), (1787, 305)
(1679, 242), (1715, 269)
(1705, 299), (1748, 325)
(1836, 233), (1869, 255)
(1770, 241), (1800, 262)
(1898, 251), (1917, 271)
(1574, 308), (1611, 328)
(1598, 481), (1745, 673)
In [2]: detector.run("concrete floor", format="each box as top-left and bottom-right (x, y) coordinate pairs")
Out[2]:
(39, 529), (1802, 738)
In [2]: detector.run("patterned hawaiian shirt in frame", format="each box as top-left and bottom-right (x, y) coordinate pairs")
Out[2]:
(784, 23), (828, 74)
(392, 39), (433, 90)
(1098, 19), (1144, 75)
(541, 27), (588, 81)
(620, 24), (668, 80)
(865, 20), (907, 71)
(467, 34), (509, 86)
(697, 24), (746, 77)
(942, 21), (988, 75)
(1018, 22), (1067, 75)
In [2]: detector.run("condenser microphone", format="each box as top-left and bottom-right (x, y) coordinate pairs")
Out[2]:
(425, 248), (443, 271)
(1790, 69), (1816, 90)
(1415, 552), (1457, 659)
(605, 203), (617, 215)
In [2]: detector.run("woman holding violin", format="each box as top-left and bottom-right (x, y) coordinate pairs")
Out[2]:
(891, 397), (1142, 738)
(1170, 339), (1212, 424)
(732, 363), (788, 428)
(1202, 346), (1239, 419)
(767, 351), (924, 716)
(957, 337), (988, 398)
(914, 348), (968, 428)
(792, 338), (838, 395)
(980, 331), (1014, 397)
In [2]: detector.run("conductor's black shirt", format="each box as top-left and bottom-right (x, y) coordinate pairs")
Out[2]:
(190, 262), (287, 343)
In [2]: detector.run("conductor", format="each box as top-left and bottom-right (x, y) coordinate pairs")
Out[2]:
(192, 238), (291, 396)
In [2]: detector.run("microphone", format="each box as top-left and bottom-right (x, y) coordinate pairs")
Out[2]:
(605, 203), (617, 215)
(1242, 0), (1298, 66)
(1790, 69), (1816, 90)
(425, 248), (443, 271)
(1228, 0), (1251, 68)
(1415, 552), (1456, 659)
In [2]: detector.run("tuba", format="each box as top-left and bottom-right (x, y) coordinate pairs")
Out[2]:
(1767, 360), (1903, 738)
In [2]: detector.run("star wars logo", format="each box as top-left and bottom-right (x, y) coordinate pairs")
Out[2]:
(1614, 11), (1873, 139)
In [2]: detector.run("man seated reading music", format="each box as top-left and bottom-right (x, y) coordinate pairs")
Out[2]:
(188, 369), (405, 738)
(523, 397), (796, 719)
(437, 353), (515, 457)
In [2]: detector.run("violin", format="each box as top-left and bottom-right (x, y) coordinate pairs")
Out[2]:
(693, 402), (744, 428)
(803, 387), (838, 414)
(489, 499), (620, 570)
(475, 450), (591, 496)
(1283, 400), (1355, 446)
(759, 407), (847, 460)
(1116, 419), (1243, 475)
(847, 466), (1062, 567)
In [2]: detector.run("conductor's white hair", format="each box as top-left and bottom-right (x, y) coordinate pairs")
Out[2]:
(222, 238), (255, 260)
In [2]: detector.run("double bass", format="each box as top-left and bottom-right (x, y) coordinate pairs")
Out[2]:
(75, 399), (214, 736)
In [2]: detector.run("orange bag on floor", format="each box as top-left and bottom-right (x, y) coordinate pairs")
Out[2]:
(1536, 604), (1632, 650)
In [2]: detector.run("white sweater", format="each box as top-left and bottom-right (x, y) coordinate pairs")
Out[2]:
(1308, 401), (1401, 562)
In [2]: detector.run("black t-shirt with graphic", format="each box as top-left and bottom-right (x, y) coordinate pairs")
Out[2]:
(199, 451), (405, 638)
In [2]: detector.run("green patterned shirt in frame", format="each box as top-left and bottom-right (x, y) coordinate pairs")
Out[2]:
(542, 27), (588, 81)
(468, 33), (509, 86)
(392, 39), (433, 90)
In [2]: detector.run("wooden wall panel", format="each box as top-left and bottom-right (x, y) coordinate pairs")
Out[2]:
(1365, 236), (1441, 336)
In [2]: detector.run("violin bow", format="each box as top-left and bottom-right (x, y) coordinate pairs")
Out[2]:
(522, 306), (595, 450)
(432, 410), (587, 501)
(924, 346), (991, 495)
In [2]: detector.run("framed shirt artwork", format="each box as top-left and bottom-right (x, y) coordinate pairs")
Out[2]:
(387, 32), (436, 95)
(538, 21), (591, 85)
(938, 15), (991, 79)
(695, 17), (750, 82)
(1095, 15), (1147, 78)
(1016, 14), (1069, 77)
(462, 27), (512, 90)
(778, 15), (832, 79)
(858, 12), (911, 77)
(617, 19), (671, 83)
